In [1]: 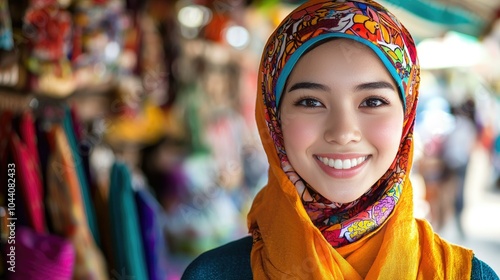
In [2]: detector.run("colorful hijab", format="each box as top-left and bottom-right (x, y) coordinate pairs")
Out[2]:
(247, 0), (473, 278)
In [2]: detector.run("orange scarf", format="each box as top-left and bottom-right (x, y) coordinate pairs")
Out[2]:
(247, 1), (473, 278)
(248, 149), (473, 278)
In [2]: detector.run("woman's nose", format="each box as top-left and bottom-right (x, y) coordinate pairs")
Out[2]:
(324, 108), (362, 145)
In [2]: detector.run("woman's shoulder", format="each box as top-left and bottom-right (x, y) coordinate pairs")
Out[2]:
(181, 236), (253, 280)
(471, 255), (499, 280)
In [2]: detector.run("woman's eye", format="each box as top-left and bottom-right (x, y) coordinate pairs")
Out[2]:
(360, 97), (388, 107)
(295, 98), (323, 107)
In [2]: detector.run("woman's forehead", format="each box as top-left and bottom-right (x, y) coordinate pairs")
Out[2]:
(283, 39), (397, 102)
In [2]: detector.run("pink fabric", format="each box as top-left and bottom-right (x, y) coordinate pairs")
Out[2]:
(1, 110), (46, 233)
(11, 112), (46, 233)
(8, 226), (75, 280)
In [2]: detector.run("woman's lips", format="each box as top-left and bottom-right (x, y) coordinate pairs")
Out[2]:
(315, 154), (370, 178)
(316, 155), (367, 169)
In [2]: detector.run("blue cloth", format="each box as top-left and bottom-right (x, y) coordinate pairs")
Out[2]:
(472, 257), (500, 280)
(182, 236), (499, 280)
(136, 188), (170, 280)
(182, 237), (252, 280)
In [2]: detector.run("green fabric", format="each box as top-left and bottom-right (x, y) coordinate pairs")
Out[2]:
(62, 106), (100, 245)
(382, 0), (485, 37)
(109, 161), (149, 280)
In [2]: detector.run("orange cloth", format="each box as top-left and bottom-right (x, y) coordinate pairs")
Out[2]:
(46, 125), (108, 280)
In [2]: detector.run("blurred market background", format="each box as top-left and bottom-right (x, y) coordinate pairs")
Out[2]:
(0, 0), (499, 279)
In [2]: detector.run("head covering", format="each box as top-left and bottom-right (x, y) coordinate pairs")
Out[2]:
(247, 0), (473, 278)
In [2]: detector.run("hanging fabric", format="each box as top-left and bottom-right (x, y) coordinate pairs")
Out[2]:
(46, 124), (108, 279)
(108, 161), (149, 280)
(0, 110), (46, 233)
(136, 187), (172, 280)
(62, 105), (100, 245)
(7, 226), (75, 280)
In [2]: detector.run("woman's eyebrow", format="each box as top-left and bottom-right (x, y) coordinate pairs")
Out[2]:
(355, 81), (395, 92)
(287, 82), (330, 93)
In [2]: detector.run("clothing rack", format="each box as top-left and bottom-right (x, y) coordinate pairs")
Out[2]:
(0, 88), (179, 279)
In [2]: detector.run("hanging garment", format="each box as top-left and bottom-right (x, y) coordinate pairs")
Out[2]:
(247, 0), (474, 279)
(108, 161), (149, 280)
(46, 125), (108, 280)
(91, 160), (116, 273)
(62, 106), (100, 245)
(7, 226), (75, 280)
(0, 111), (46, 233)
(136, 188), (171, 280)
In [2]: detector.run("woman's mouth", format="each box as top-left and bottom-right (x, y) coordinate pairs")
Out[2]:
(316, 155), (368, 170)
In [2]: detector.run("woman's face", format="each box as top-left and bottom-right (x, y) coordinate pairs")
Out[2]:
(280, 39), (404, 203)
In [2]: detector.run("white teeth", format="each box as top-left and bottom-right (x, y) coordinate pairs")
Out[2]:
(317, 156), (367, 170)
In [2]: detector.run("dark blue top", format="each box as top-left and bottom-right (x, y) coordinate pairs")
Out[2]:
(182, 236), (499, 280)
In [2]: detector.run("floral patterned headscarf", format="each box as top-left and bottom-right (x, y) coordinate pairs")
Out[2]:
(259, 0), (419, 247)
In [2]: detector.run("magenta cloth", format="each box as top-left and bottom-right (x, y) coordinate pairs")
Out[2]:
(7, 226), (75, 280)
(1, 111), (46, 233)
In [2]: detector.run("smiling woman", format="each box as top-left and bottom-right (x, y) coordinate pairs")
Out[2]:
(182, 1), (500, 279)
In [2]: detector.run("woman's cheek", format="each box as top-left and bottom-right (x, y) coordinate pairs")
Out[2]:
(282, 115), (321, 150)
(365, 115), (403, 154)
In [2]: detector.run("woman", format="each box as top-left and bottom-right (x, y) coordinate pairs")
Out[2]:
(183, 0), (499, 279)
